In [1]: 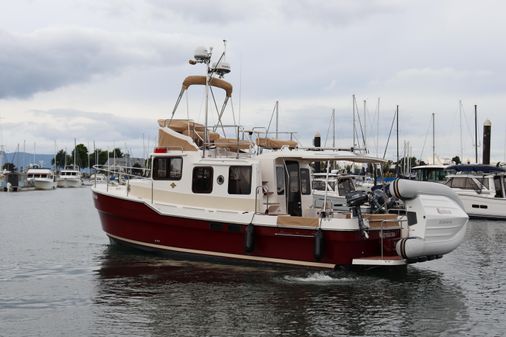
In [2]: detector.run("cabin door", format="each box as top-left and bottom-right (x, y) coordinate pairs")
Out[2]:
(285, 161), (302, 216)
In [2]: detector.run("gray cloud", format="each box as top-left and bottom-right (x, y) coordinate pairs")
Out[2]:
(27, 109), (155, 143)
(146, 0), (403, 26)
(0, 28), (190, 98)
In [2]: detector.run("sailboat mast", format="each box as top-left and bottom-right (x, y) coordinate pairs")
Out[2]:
(74, 138), (77, 167)
(352, 95), (356, 148)
(332, 108), (335, 148)
(396, 105), (399, 176)
(363, 100), (367, 152)
(376, 98), (380, 157)
(275, 100), (279, 139)
(459, 100), (463, 160)
(432, 113), (435, 165)
(474, 105), (478, 163)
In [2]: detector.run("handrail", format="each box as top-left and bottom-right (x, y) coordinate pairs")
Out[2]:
(254, 185), (262, 214)
(93, 164), (151, 195)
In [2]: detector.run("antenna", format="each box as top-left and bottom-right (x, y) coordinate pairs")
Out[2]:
(188, 40), (231, 157)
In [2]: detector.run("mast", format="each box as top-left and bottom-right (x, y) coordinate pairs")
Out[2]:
(332, 108), (335, 148)
(363, 100), (367, 152)
(275, 100), (279, 139)
(352, 95), (356, 147)
(396, 105), (399, 177)
(474, 105), (478, 163)
(432, 112), (435, 165)
(459, 100), (463, 160)
(74, 138), (77, 168)
(376, 98), (380, 157)
(203, 49), (211, 157)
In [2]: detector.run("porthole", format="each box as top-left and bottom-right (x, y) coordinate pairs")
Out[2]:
(217, 175), (225, 185)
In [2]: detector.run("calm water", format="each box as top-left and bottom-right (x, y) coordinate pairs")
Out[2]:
(1, 188), (505, 336)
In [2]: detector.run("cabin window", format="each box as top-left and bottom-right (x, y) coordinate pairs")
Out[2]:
(153, 157), (182, 180)
(464, 178), (478, 190)
(312, 180), (326, 191)
(448, 177), (464, 189)
(494, 177), (503, 198)
(228, 166), (252, 195)
(276, 166), (285, 195)
(338, 178), (355, 195)
(476, 177), (490, 190)
(450, 177), (478, 190)
(300, 168), (311, 195)
(192, 166), (213, 193)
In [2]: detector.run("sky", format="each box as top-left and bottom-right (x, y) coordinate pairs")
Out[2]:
(1, 0), (505, 163)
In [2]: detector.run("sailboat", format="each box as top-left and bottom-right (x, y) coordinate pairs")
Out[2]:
(91, 44), (468, 269)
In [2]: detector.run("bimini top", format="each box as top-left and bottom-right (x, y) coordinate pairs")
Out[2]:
(259, 149), (387, 164)
(411, 165), (448, 170)
(445, 164), (506, 174)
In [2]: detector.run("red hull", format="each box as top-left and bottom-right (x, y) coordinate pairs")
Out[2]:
(93, 191), (400, 268)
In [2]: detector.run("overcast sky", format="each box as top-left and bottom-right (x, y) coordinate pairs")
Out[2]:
(1, 0), (505, 163)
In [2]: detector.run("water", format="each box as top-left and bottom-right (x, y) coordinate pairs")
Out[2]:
(1, 189), (505, 336)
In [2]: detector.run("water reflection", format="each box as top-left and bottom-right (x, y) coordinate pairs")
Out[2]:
(94, 246), (469, 336)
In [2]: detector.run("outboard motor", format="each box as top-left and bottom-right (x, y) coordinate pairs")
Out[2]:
(345, 190), (369, 239)
(369, 189), (388, 214)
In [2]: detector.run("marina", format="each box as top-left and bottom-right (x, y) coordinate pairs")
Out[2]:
(1, 187), (505, 336)
(2, 1), (506, 336)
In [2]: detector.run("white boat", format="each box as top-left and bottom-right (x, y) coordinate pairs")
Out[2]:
(26, 168), (56, 190)
(57, 165), (82, 188)
(444, 164), (506, 219)
(312, 172), (357, 211)
(90, 44), (468, 269)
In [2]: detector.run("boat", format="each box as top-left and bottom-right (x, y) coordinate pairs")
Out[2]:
(57, 164), (82, 188)
(91, 45), (468, 269)
(312, 172), (357, 211)
(26, 167), (56, 190)
(444, 164), (506, 219)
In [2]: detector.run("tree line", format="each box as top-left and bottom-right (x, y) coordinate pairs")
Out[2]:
(1, 145), (125, 172)
(51, 145), (125, 169)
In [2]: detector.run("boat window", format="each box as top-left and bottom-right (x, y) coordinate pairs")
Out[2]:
(338, 178), (355, 195)
(276, 166), (285, 195)
(289, 170), (299, 192)
(476, 177), (489, 190)
(448, 177), (466, 189)
(192, 166), (213, 193)
(153, 157), (183, 180)
(300, 168), (311, 195)
(494, 177), (503, 198)
(312, 180), (326, 191)
(228, 166), (252, 195)
(464, 178), (479, 190)
(444, 178), (453, 187)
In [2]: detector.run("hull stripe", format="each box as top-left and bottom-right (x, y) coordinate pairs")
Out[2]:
(107, 233), (336, 269)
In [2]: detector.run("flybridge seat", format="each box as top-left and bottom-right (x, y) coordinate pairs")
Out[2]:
(256, 137), (298, 150)
(157, 119), (251, 151)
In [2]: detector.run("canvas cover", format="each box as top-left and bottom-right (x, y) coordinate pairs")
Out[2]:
(256, 137), (298, 149)
(157, 127), (198, 151)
